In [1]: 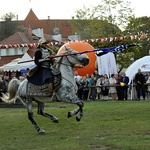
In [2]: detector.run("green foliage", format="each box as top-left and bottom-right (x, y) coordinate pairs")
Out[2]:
(124, 16), (150, 60)
(0, 12), (16, 21)
(125, 16), (150, 35)
(1, 101), (150, 150)
(0, 12), (26, 41)
(70, 15), (121, 40)
(70, 0), (134, 40)
(93, 0), (134, 30)
(69, 0), (136, 71)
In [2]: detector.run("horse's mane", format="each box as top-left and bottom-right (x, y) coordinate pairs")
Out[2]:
(53, 52), (68, 68)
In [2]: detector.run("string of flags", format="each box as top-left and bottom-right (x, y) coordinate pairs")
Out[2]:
(0, 33), (148, 49)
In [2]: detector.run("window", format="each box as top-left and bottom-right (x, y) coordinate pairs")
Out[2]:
(18, 48), (24, 55)
(53, 27), (60, 35)
(8, 48), (15, 55)
(0, 47), (24, 56)
(0, 49), (7, 56)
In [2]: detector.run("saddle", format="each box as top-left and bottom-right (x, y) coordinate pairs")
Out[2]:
(27, 67), (61, 97)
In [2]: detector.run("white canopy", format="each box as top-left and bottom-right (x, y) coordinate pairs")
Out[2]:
(126, 55), (150, 82)
(1, 53), (35, 72)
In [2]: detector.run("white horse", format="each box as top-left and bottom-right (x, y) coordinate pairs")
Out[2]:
(1, 47), (89, 134)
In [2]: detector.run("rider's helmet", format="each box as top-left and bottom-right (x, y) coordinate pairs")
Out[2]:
(38, 37), (49, 47)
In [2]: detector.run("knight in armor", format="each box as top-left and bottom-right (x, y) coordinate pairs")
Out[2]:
(27, 37), (54, 96)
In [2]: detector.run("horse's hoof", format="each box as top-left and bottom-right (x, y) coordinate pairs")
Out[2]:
(53, 119), (59, 123)
(38, 129), (45, 134)
(76, 116), (81, 122)
(68, 112), (71, 118)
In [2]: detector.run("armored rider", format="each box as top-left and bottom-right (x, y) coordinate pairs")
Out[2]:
(27, 37), (54, 96)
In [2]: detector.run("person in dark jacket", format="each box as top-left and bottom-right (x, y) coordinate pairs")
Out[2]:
(134, 69), (146, 100)
(120, 72), (129, 100)
(27, 37), (54, 96)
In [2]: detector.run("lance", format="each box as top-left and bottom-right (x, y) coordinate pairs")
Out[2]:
(18, 43), (138, 64)
(17, 49), (97, 64)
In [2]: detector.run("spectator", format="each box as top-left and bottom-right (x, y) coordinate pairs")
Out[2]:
(109, 74), (117, 100)
(120, 72), (129, 100)
(0, 76), (3, 90)
(86, 74), (91, 87)
(146, 76), (150, 97)
(2, 75), (9, 93)
(115, 73), (122, 100)
(134, 69), (146, 100)
(0, 76), (3, 102)
(144, 72), (150, 92)
(90, 74), (97, 101)
(94, 70), (100, 81)
(81, 76), (89, 100)
(101, 74), (109, 97)
(19, 75), (25, 82)
(74, 71), (81, 82)
(129, 75), (137, 100)
(96, 75), (103, 100)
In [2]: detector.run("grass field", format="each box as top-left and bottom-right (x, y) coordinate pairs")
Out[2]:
(0, 101), (150, 150)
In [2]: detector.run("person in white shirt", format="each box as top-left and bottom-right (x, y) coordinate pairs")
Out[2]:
(109, 74), (117, 100)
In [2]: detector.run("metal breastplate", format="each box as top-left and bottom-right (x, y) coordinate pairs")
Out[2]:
(40, 48), (51, 68)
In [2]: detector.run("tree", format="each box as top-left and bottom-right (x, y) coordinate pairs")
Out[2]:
(69, 0), (135, 72)
(93, 0), (134, 30)
(124, 16), (150, 59)
(70, 0), (134, 40)
(0, 12), (16, 21)
(0, 12), (25, 41)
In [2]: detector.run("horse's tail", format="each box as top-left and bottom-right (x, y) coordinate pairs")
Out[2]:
(1, 78), (20, 103)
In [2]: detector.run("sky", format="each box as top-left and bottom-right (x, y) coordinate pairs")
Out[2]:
(0, 0), (149, 20)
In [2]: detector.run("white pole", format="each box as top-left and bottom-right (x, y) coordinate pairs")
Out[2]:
(131, 76), (134, 100)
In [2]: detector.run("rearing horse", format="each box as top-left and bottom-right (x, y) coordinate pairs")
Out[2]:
(1, 47), (89, 134)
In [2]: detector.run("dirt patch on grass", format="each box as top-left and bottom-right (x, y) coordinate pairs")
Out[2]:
(0, 102), (25, 108)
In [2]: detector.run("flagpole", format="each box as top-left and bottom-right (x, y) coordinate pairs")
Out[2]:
(131, 76), (134, 100)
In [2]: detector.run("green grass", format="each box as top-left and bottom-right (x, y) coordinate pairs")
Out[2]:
(0, 101), (150, 150)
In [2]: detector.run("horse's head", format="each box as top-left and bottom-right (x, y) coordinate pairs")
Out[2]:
(63, 46), (89, 67)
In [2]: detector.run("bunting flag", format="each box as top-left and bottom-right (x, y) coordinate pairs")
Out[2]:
(96, 43), (137, 56)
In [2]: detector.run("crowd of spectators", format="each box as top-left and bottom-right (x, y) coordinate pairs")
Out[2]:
(0, 74), (26, 102)
(74, 69), (150, 101)
(1, 68), (150, 102)
(0, 75), (10, 102)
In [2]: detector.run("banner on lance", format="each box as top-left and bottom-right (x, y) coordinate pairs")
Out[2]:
(97, 52), (117, 77)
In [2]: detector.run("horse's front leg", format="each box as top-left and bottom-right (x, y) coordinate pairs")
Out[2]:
(37, 101), (59, 123)
(26, 100), (45, 134)
(68, 107), (80, 118)
(75, 101), (84, 122)
(66, 96), (84, 122)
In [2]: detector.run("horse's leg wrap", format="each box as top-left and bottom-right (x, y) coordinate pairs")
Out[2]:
(37, 101), (59, 123)
(75, 101), (84, 122)
(76, 112), (83, 122)
(67, 100), (84, 121)
(68, 107), (80, 118)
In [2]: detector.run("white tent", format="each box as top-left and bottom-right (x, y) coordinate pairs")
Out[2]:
(126, 55), (150, 82)
(1, 53), (35, 72)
